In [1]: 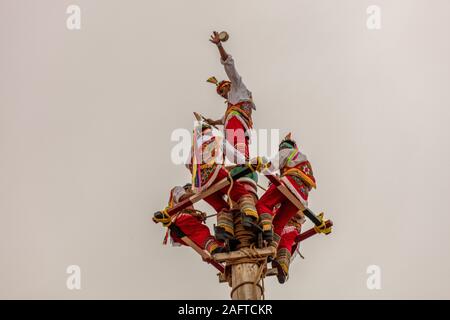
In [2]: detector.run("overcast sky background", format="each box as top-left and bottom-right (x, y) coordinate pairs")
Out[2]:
(1, 0), (450, 299)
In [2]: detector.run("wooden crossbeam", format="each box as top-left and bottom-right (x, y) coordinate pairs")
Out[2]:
(218, 267), (278, 283)
(213, 247), (276, 263)
(265, 267), (278, 277)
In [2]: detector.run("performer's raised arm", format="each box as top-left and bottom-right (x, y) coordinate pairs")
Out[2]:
(210, 31), (243, 86)
(210, 31), (229, 61)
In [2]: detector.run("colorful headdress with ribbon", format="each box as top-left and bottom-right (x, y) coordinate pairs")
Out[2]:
(191, 113), (214, 191)
(207, 76), (231, 95)
(279, 132), (298, 150)
(279, 133), (317, 189)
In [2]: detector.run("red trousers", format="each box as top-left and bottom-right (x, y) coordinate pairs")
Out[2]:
(225, 116), (249, 161)
(203, 167), (252, 212)
(256, 176), (306, 236)
(170, 213), (219, 249)
(279, 227), (301, 254)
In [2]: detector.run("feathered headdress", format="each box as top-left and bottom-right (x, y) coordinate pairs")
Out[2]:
(279, 132), (298, 150)
(207, 76), (231, 95)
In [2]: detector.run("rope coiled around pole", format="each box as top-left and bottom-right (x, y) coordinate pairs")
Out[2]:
(227, 245), (267, 300)
(226, 210), (268, 300)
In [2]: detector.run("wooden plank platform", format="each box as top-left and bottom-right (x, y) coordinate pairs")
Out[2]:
(213, 247), (276, 263)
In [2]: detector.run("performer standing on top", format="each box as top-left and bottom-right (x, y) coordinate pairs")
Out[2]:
(206, 31), (259, 204)
(206, 31), (255, 162)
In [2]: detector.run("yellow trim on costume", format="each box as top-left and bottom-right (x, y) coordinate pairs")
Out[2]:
(220, 224), (234, 236)
(313, 213), (332, 235)
(207, 242), (219, 254)
(283, 168), (317, 189)
(153, 208), (172, 227)
(249, 157), (266, 173)
(243, 208), (258, 219)
(225, 104), (253, 128)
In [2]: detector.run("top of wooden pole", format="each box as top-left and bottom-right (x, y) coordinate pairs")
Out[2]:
(213, 247), (275, 263)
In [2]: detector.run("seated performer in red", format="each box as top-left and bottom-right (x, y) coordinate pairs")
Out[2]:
(256, 133), (316, 246)
(163, 183), (226, 255)
(187, 121), (259, 241)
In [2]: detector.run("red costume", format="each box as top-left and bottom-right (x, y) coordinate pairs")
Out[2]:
(208, 54), (255, 162)
(164, 185), (224, 254)
(256, 133), (316, 245)
(273, 209), (305, 283)
(207, 54), (258, 205)
(188, 123), (258, 240)
(223, 102), (253, 161)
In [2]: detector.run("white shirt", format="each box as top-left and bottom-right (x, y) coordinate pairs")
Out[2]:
(221, 55), (256, 110)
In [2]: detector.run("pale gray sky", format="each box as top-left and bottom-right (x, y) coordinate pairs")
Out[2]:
(1, 0), (450, 299)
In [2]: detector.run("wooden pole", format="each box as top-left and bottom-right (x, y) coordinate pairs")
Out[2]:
(230, 263), (264, 300)
(215, 211), (275, 300)
(216, 248), (274, 300)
